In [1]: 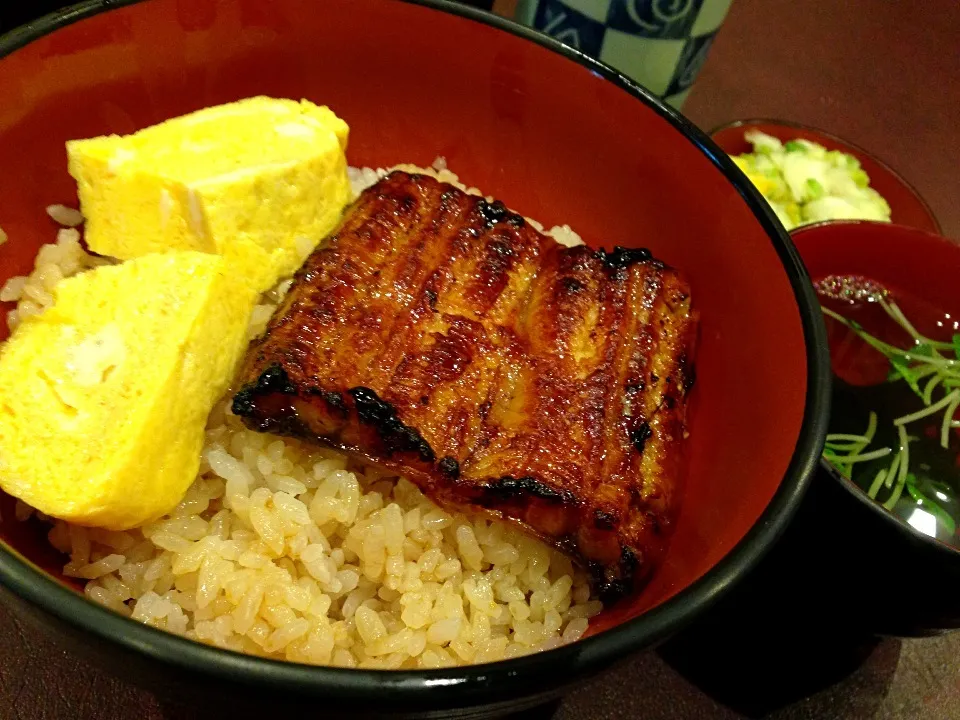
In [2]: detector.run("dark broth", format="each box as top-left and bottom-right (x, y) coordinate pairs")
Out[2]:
(818, 275), (960, 549)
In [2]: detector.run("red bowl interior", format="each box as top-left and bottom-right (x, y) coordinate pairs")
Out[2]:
(711, 120), (942, 235)
(0, 0), (809, 640)
(792, 221), (960, 313)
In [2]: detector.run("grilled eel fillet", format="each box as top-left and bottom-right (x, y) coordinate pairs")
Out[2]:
(232, 171), (698, 600)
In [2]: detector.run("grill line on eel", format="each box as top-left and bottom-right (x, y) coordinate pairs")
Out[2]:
(232, 171), (698, 600)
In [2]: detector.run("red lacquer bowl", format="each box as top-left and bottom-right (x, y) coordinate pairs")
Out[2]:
(711, 119), (942, 235)
(0, 1), (829, 716)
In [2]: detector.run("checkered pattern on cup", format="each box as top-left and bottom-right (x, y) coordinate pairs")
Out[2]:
(515, 0), (733, 109)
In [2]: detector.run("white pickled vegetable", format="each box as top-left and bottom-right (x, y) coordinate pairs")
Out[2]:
(731, 130), (892, 230)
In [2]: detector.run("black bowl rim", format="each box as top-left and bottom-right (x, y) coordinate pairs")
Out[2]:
(0, 0), (832, 708)
(709, 117), (943, 235)
(789, 218), (960, 559)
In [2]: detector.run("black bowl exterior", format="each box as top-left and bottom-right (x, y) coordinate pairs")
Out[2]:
(660, 460), (960, 660)
(656, 461), (960, 715)
(0, 0), (832, 716)
(0, 581), (573, 719)
(813, 461), (960, 635)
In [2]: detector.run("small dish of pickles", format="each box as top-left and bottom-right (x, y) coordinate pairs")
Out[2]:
(710, 119), (941, 234)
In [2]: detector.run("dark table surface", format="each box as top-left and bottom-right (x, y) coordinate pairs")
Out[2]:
(2, 0), (959, 718)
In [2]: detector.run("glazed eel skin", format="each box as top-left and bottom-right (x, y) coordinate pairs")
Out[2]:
(232, 171), (698, 600)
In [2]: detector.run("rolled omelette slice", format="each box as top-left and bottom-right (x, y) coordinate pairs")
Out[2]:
(67, 97), (352, 293)
(0, 252), (255, 530)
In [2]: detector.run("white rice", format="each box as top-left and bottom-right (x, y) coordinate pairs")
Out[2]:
(45, 203), (85, 227)
(1, 163), (599, 669)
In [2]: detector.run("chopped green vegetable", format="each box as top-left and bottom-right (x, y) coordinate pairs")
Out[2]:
(731, 130), (891, 230)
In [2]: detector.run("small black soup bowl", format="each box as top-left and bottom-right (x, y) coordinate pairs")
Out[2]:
(660, 220), (960, 713)
(794, 220), (960, 636)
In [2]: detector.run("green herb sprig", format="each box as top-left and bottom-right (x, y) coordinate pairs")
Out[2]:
(821, 297), (959, 533)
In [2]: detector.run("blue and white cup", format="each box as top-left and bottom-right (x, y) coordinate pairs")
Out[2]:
(514, 0), (733, 109)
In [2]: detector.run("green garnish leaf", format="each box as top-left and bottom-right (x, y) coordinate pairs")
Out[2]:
(784, 140), (805, 152)
(823, 301), (959, 532)
(806, 178), (825, 199)
(889, 354), (924, 398)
